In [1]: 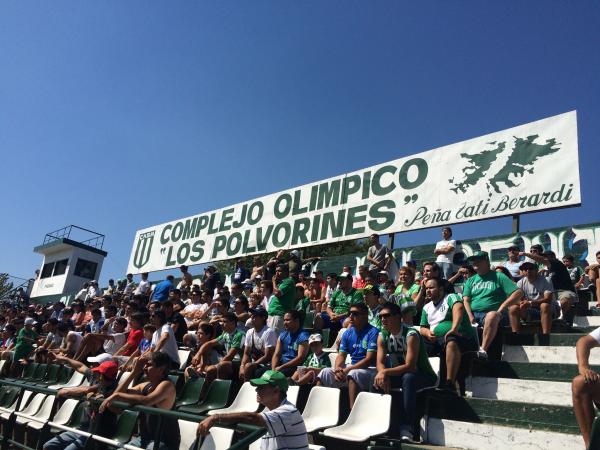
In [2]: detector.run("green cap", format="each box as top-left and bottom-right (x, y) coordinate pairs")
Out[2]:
(466, 251), (489, 262)
(250, 370), (288, 393)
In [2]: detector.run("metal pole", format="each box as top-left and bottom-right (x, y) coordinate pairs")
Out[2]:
(387, 233), (395, 249)
(512, 214), (520, 234)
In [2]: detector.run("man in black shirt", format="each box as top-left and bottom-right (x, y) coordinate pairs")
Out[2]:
(521, 249), (577, 324)
(161, 301), (188, 343)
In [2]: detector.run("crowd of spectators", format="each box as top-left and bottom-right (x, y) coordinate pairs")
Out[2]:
(2, 228), (600, 448)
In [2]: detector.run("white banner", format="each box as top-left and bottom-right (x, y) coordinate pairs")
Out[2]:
(128, 111), (580, 273)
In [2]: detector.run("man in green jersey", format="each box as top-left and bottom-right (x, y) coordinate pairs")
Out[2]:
(462, 251), (522, 360)
(420, 278), (477, 393)
(317, 272), (363, 333)
(374, 302), (436, 443)
(268, 264), (296, 335)
(196, 312), (245, 383)
(363, 284), (383, 330)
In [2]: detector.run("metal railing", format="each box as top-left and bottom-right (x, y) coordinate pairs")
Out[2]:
(0, 379), (265, 450)
(42, 225), (105, 250)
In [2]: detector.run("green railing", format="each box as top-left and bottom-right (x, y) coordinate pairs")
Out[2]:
(0, 379), (265, 450)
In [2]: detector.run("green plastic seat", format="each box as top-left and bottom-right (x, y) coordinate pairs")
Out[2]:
(30, 363), (48, 382)
(320, 329), (330, 347)
(36, 364), (60, 385)
(0, 388), (20, 408)
(55, 366), (74, 385)
(111, 410), (140, 444)
(14, 363), (38, 382)
(179, 379), (231, 415)
(176, 378), (205, 408)
(304, 311), (316, 329)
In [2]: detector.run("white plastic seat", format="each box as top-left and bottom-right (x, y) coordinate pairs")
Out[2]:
(322, 392), (391, 442)
(17, 394), (55, 426)
(178, 349), (191, 371)
(8, 393), (45, 422)
(178, 419), (199, 450)
(49, 371), (85, 390)
(118, 371), (133, 387)
(287, 385), (300, 406)
(302, 386), (340, 433)
(249, 438), (325, 450)
(35, 398), (80, 431)
(207, 382), (259, 415)
(199, 426), (235, 450)
(0, 360), (6, 374)
(0, 390), (34, 418)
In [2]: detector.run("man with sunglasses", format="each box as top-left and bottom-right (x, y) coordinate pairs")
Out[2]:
(415, 262), (455, 312)
(196, 370), (309, 450)
(515, 262), (559, 335)
(374, 302), (436, 443)
(317, 302), (379, 408)
(503, 245), (523, 280)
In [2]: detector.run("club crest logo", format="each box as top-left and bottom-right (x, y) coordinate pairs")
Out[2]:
(133, 231), (155, 269)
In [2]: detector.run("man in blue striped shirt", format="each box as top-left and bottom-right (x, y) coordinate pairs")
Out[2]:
(196, 370), (309, 450)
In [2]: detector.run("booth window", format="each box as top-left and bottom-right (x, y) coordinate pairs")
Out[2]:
(74, 258), (98, 279)
(53, 259), (69, 276)
(40, 263), (54, 279)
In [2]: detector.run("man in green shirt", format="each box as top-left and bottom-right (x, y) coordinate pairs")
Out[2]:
(197, 312), (245, 383)
(364, 284), (383, 330)
(318, 272), (363, 333)
(268, 264), (296, 335)
(374, 302), (436, 443)
(420, 277), (477, 393)
(11, 318), (38, 376)
(462, 251), (522, 360)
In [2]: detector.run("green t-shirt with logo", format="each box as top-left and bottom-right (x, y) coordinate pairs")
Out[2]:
(328, 288), (364, 315)
(303, 351), (331, 369)
(368, 304), (383, 330)
(420, 293), (476, 338)
(216, 328), (245, 361)
(393, 283), (419, 312)
(295, 297), (311, 325)
(463, 271), (517, 313)
(380, 325), (436, 379)
(268, 277), (296, 317)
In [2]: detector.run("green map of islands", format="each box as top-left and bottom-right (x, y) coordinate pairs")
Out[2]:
(449, 134), (561, 196)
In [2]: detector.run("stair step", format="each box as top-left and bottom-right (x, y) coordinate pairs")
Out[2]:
(574, 316), (600, 327)
(425, 394), (578, 434)
(423, 418), (583, 450)
(466, 377), (572, 406)
(471, 360), (600, 382)
(502, 333), (584, 346)
(502, 345), (600, 364)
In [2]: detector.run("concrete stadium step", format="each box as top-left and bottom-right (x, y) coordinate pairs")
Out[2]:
(502, 332), (584, 346)
(502, 344), (600, 364)
(573, 315), (600, 327)
(423, 417), (583, 450)
(471, 360), (600, 382)
(425, 394), (578, 434)
(466, 376), (572, 407)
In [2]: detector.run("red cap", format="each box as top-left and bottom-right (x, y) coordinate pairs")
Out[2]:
(91, 361), (118, 380)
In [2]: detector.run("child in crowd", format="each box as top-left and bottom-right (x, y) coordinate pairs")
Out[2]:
(291, 333), (331, 385)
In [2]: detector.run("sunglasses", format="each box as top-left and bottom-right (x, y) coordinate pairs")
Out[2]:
(349, 311), (365, 317)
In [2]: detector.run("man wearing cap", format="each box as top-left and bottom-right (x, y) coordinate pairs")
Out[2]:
(10, 317), (38, 375)
(420, 277), (478, 393)
(364, 284), (383, 330)
(267, 264), (296, 335)
(43, 355), (119, 450)
(317, 272), (364, 333)
(196, 370), (309, 450)
(520, 249), (578, 324)
(318, 303), (379, 408)
(462, 251), (523, 359)
(239, 308), (277, 382)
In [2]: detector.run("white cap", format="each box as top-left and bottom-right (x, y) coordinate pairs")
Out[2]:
(308, 333), (322, 345)
(24, 318), (37, 326)
(87, 353), (113, 364)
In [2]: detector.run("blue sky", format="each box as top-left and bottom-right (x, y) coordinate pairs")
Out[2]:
(1, 1), (599, 284)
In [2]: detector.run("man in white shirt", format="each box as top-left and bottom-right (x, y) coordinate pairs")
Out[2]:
(75, 282), (90, 301)
(196, 370), (309, 450)
(434, 227), (456, 279)
(150, 311), (181, 369)
(181, 288), (208, 327)
(134, 272), (151, 296)
(572, 327), (600, 448)
(239, 308), (277, 381)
